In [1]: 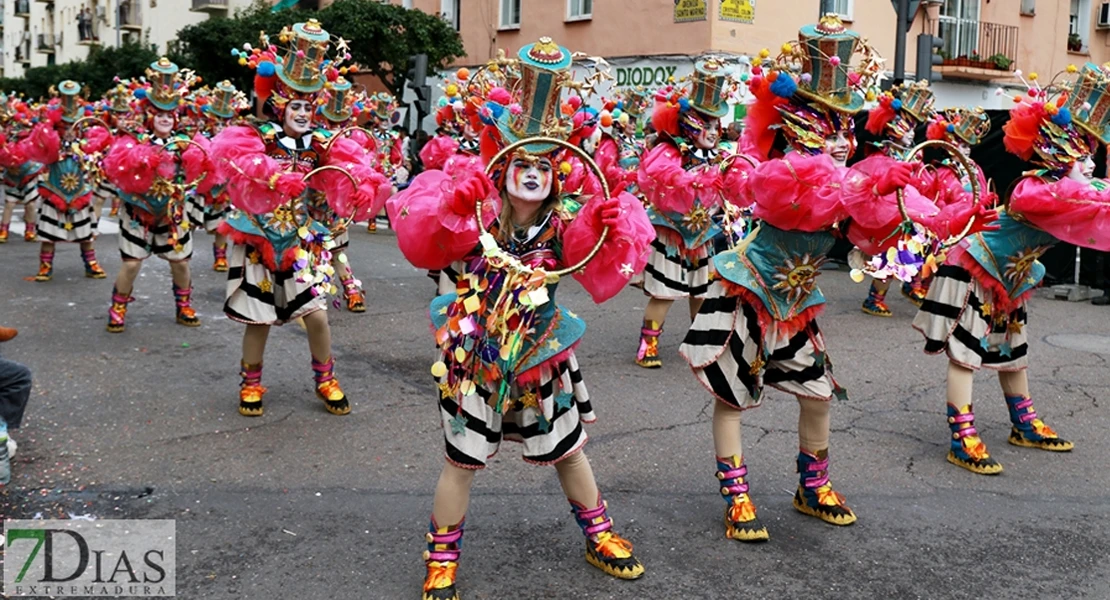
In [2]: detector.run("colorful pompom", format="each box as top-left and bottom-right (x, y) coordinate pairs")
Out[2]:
(769, 72), (797, 98)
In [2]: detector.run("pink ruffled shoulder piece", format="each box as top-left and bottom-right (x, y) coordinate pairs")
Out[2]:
(103, 134), (176, 195)
(84, 126), (113, 155)
(210, 126), (290, 215)
(318, 135), (390, 222)
(20, 123), (60, 166)
(637, 143), (698, 214)
(386, 169), (500, 270)
(183, 133), (219, 195)
(562, 154), (603, 200)
(1009, 176), (1110, 251)
(720, 151), (759, 208)
(419, 135), (459, 171)
(564, 190), (655, 303)
(841, 154), (943, 254)
(748, 153), (847, 232)
(594, 136), (632, 193)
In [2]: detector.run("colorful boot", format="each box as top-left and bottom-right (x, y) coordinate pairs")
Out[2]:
(212, 243), (228, 272)
(34, 251), (54, 282)
(367, 219), (377, 233)
(312, 356), (350, 415)
(716, 455), (769, 542)
(0, 223), (9, 243)
(173, 284), (201, 327)
(861, 281), (892, 317)
(635, 320), (663, 368)
(1005, 395), (1074, 452)
(238, 362), (266, 417)
(422, 519), (463, 600)
(107, 287), (133, 333)
(23, 222), (36, 242)
(109, 198), (120, 217)
(82, 248), (106, 279)
(793, 449), (856, 525)
(571, 497), (645, 580)
(341, 277), (366, 313)
(901, 276), (928, 307)
(946, 403), (1003, 474)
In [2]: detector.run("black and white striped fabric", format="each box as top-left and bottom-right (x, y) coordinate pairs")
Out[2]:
(184, 195), (226, 234)
(680, 281), (835, 409)
(223, 243), (326, 326)
(118, 204), (192, 261)
(37, 203), (93, 243)
(6, 176), (40, 205)
(643, 237), (711, 299)
(439, 353), (594, 469)
(436, 260), (465, 295)
(912, 264), (1029, 371)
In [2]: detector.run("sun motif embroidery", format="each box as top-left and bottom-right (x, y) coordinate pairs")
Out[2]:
(59, 172), (81, 193)
(772, 253), (827, 302)
(1003, 246), (1049, 283)
(265, 204), (300, 235)
(683, 204), (711, 232)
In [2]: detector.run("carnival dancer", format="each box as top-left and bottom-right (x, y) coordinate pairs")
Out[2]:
(857, 80), (938, 316)
(386, 37), (654, 600)
(185, 81), (248, 273)
(366, 92), (405, 233)
(680, 16), (945, 538)
(913, 63), (1110, 474)
(634, 58), (750, 368)
(595, 88), (650, 196)
(101, 58), (201, 332)
(19, 81), (111, 282)
(213, 19), (388, 417)
(89, 85), (132, 226)
(0, 98), (42, 243)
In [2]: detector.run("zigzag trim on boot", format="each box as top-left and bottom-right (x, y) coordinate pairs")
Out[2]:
(792, 488), (857, 526)
(946, 451), (1003, 475)
(1008, 428), (1074, 452)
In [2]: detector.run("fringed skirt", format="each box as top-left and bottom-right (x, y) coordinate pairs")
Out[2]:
(912, 264), (1029, 371)
(223, 243), (326, 326)
(681, 280), (836, 410)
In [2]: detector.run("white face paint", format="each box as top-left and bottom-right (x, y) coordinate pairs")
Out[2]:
(694, 117), (720, 150)
(152, 111), (175, 138)
(825, 130), (852, 167)
(506, 156), (553, 204)
(1068, 156), (1095, 182)
(283, 100), (312, 136)
(899, 129), (915, 147)
(957, 141), (972, 158)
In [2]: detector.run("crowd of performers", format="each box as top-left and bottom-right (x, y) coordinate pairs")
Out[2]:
(2, 14), (1110, 600)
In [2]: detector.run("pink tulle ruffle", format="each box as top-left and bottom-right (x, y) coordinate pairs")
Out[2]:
(1010, 176), (1110, 251)
(748, 153), (847, 232)
(565, 190), (655, 303)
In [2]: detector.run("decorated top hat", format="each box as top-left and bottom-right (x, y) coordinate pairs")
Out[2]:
(792, 14), (878, 114)
(616, 87), (651, 119)
(207, 80), (242, 119)
(146, 57), (183, 112)
(866, 79), (936, 140)
(929, 107), (991, 146)
(497, 37), (573, 150)
(1063, 62), (1110, 145)
(56, 80), (83, 123)
(1002, 69), (1090, 170)
(321, 76), (354, 123)
(106, 84), (133, 113)
(367, 92), (398, 124)
(277, 20), (330, 94)
(689, 58), (730, 118)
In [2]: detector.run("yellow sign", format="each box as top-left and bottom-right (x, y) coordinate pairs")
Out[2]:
(674, 0), (708, 23)
(720, 0), (755, 24)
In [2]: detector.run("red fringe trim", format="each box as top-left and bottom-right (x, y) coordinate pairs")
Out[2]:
(515, 341), (582, 386)
(39, 188), (91, 212)
(218, 223), (297, 272)
(720, 279), (825, 340)
(952, 247), (1035, 313)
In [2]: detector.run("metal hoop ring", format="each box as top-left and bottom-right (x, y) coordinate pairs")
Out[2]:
(897, 139), (982, 249)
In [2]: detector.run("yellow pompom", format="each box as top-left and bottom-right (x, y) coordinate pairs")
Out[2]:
(339, 67), (348, 75)
(849, 269), (865, 283)
(559, 161), (572, 175)
(1029, 72), (1038, 81)
(489, 64), (500, 73)
(781, 43), (793, 54)
(238, 57), (248, 66)
(865, 91), (877, 102)
(759, 48), (770, 59)
(445, 83), (459, 97)
(1067, 64), (1079, 73)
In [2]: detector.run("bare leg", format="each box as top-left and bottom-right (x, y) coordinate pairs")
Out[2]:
(431, 462), (476, 527)
(712, 401), (743, 459)
(168, 259), (192, 289)
(797, 397), (831, 453)
(1, 200), (14, 226)
(113, 259), (143, 296)
(302, 310), (332, 362)
(998, 369), (1030, 398)
(644, 297), (674, 325)
(241, 325), (270, 365)
(947, 361), (975, 408)
(688, 297), (704, 321)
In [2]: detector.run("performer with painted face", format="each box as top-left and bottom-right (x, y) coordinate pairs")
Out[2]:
(634, 59), (751, 369)
(680, 16), (936, 539)
(913, 64), (1110, 474)
(420, 69), (484, 173)
(101, 59), (201, 332)
(212, 20), (388, 417)
(18, 81), (112, 282)
(185, 81), (248, 273)
(595, 88), (651, 197)
(366, 92), (405, 233)
(0, 96), (42, 244)
(387, 37), (654, 600)
(89, 85), (134, 226)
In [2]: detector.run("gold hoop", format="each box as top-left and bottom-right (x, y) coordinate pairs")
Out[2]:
(480, 136), (610, 279)
(303, 164), (359, 233)
(897, 139), (982, 249)
(322, 126), (376, 154)
(67, 116), (110, 135)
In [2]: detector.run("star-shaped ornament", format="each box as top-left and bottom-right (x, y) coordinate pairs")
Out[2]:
(999, 342), (1013, 358)
(438, 382), (452, 399)
(619, 263), (634, 277)
(449, 414), (468, 435)
(519, 389), (539, 409)
(555, 393), (573, 410)
(547, 338), (562, 351)
(536, 414), (552, 433)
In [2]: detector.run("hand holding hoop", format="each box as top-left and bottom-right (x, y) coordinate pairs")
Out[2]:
(480, 136), (610, 279)
(896, 139), (982, 250)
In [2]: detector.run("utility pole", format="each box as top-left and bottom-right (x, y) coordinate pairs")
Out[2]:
(894, 0), (908, 83)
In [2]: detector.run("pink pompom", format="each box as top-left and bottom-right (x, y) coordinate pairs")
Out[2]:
(509, 103), (523, 116)
(828, 56), (841, 67)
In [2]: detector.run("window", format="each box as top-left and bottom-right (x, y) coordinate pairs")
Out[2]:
(440, 0), (459, 30)
(829, 0), (853, 20)
(500, 0), (520, 29)
(402, 0), (413, 8)
(567, 0), (591, 21)
(1069, 0), (1090, 51)
(1020, 0), (1035, 15)
(938, 0), (981, 60)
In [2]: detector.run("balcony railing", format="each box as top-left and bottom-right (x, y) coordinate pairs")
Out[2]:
(191, 0), (228, 11)
(937, 18), (1018, 73)
(118, 0), (141, 30)
(37, 32), (55, 52)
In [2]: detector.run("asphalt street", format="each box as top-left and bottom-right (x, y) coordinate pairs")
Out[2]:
(1, 213), (1109, 600)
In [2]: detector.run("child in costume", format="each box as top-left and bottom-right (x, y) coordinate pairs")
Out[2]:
(0, 95), (42, 244)
(681, 16), (939, 539)
(212, 19), (387, 417)
(365, 92), (405, 233)
(185, 81), (248, 273)
(635, 58), (751, 369)
(102, 59), (201, 332)
(387, 37), (654, 600)
(19, 81), (111, 282)
(94, 84), (140, 221)
(913, 64), (1110, 474)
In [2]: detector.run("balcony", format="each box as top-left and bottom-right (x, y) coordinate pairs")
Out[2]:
(15, 47), (29, 65)
(118, 0), (140, 31)
(13, 0), (29, 17)
(936, 18), (1018, 81)
(191, 0), (228, 12)
(37, 32), (54, 53)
